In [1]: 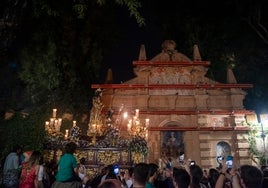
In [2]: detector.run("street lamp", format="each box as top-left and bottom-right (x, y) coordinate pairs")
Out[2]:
(259, 114), (268, 166)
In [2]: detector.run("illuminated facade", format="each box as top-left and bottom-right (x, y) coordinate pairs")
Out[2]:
(92, 40), (258, 169)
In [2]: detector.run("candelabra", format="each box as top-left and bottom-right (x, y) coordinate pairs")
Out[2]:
(125, 109), (149, 139)
(45, 109), (62, 135)
(87, 120), (105, 145)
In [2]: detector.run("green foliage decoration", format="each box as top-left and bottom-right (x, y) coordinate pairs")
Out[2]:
(127, 135), (148, 156)
(246, 122), (267, 165)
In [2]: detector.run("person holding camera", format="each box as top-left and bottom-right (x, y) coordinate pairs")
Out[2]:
(215, 156), (264, 188)
(188, 162), (207, 188)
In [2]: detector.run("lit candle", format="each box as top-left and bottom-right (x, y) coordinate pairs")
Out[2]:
(92, 124), (96, 131)
(45, 121), (49, 130)
(52, 109), (57, 118)
(58, 118), (62, 126)
(145, 118), (150, 127)
(73, 120), (76, 127)
(128, 120), (132, 130)
(123, 112), (128, 119)
(135, 109), (139, 118)
(50, 118), (54, 125)
(65, 129), (69, 139)
(54, 119), (59, 131)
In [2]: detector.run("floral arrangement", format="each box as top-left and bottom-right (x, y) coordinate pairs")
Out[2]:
(43, 132), (66, 150)
(127, 135), (148, 156)
(43, 89), (148, 156)
(69, 125), (81, 140)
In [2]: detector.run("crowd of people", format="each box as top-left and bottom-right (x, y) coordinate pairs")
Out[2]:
(1, 142), (268, 188)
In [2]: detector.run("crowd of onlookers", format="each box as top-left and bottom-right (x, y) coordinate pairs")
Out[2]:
(1, 142), (268, 188)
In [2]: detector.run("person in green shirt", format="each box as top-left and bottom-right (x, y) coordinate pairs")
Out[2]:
(145, 163), (159, 188)
(55, 142), (80, 182)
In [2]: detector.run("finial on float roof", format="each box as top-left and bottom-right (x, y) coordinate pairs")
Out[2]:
(226, 67), (237, 84)
(138, 44), (147, 60)
(193, 44), (202, 61)
(105, 68), (113, 84)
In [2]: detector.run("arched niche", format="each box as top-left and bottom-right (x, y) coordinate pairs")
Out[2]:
(216, 141), (232, 157)
(159, 122), (185, 168)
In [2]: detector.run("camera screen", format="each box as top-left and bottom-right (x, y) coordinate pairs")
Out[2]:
(226, 160), (233, 168)
(190, 161), (195, 166)
(113, 166), (119, 174)
(225, 156), (233, 169)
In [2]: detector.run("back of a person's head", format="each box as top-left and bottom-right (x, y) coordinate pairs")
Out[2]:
(148, 163), (159, 178)
(98, 179), (122, 188)
(173, 167), (190, 188)
(105, 164), (117, 180)
(189, 164), (203, 186)
(29, 150), (41, 167)
(133, 163), (149, 186)
(39, 155), (44, 165)
(128, 167), (134, 177)
(240, 165), (263, 188)
(208, 168), (219, 188)
(65, 142), (77, 154)
(12, 144), (22, 152)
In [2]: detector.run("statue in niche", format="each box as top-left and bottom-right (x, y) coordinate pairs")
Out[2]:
(159, 131), (184, 169)
(216, 141), (231, 157)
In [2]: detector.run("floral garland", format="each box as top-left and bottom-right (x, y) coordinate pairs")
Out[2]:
(44, 126), (148, 156)
(127, 135), (148, 156)
(69, 125), (81, 140)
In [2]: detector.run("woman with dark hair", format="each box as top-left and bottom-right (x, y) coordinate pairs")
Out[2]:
(207, 168), (219, 188)
(52, 142), (81, 188)
(189, 164), (207, 188)
(19, 150), (41, 188)
(98, 179), (122, 188)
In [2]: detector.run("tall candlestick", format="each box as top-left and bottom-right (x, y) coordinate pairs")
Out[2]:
(52, 109), (57, 118)
(58, 118), (62, 126)
(45, 121), (49, 130)
(92, 124), (96, 131)
(135, 109), (139, 118)
(50, 118), (54, 126)
(127, 123), (131, 131)
(123, 112), (128, 119)
(65, 129), (69, 139)
(145, 118), (150, 127)
(73, 120), (76, 127)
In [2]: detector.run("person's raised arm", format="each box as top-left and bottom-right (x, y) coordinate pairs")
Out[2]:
(228, 159), (241, 188)
(215, 157), (228, 188)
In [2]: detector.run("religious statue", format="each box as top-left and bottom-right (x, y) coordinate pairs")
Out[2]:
(151, 40), (192, 62)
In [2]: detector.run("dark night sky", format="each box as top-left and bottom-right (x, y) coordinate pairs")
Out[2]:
(99, 1), (268, 115)
(101, 0), (243, 83)
(102, 7), (165, 83)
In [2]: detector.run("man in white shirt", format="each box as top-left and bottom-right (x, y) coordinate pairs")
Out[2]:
(3, 145), (22, 188)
